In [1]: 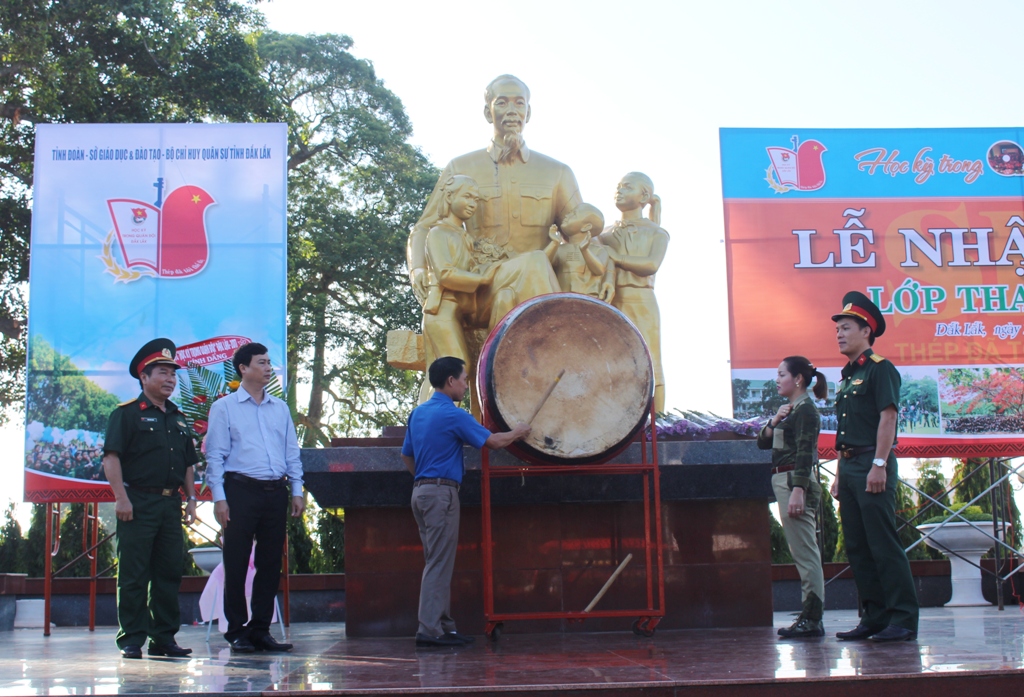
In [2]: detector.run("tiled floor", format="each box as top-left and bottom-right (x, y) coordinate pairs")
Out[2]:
(0, 607), (1022, 695)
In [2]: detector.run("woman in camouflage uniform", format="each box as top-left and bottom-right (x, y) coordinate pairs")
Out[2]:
(758, 356), (828, 638)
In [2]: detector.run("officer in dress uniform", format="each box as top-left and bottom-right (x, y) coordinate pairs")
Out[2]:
(102, 339), (199, 659)
(831, 292), (919, 642)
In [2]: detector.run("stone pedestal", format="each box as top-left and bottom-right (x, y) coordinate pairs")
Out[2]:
(301, 440), (773, 637)
(918, 522), (1004, 607)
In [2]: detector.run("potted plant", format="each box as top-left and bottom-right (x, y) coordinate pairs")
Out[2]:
(917, 504), (1005, 606)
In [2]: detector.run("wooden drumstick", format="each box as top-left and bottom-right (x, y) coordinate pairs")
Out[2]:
(526, 369), (566, 424)
(583, 553), (633, 613)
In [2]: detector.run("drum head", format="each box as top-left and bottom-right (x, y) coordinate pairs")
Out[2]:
(479, 293), (653, 465)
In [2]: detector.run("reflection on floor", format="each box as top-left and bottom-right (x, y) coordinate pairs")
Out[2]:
(0, 607), (1022, 695)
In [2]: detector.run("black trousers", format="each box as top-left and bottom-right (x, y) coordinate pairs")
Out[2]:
(222, 476), (289, 642)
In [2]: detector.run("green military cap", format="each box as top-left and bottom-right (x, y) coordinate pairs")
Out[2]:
(129, 338), (183, 379)
(831, 290), (886, 338)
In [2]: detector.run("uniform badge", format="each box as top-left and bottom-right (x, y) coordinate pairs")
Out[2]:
(852, 379), (864, 385)
(139, 402), (148, 410)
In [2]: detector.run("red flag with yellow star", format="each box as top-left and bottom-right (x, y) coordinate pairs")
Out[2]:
(106, 184), (215, 280)
(159, 185), (215, 277)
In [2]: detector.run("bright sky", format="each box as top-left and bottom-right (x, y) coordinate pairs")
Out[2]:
(4, 0), (1024, 516)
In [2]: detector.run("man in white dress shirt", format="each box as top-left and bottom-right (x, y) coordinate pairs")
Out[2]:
(205, 342), (305, 653)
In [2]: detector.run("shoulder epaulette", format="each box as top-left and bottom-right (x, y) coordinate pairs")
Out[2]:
(117, 398), (138, 407)
(870, 353), (885, 363)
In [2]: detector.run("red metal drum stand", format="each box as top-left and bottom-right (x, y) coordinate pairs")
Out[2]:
(480, 401), (665, 640)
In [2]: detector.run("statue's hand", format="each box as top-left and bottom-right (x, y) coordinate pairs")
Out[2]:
(410, 268), (428, 305)
(578, 232), (591, 250)
(549, 225), (562, 243)
(482, 263), (499, 285)
(599, 283), (614, 303)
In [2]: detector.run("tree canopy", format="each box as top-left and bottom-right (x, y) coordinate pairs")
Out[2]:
(1, 3), (436, 438)
(0, 0), (280, 420)
(263, 30), (437, 442)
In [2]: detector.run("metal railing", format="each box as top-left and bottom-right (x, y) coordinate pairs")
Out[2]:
(817, 457), (1023, 610)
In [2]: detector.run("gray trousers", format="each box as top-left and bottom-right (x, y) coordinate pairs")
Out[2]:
(411, 483), (460, 637)
(772, 472), (825, 603)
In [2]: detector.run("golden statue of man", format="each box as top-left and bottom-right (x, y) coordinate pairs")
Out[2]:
(408, 75), (580, 314)
(599, 173), (669, 413)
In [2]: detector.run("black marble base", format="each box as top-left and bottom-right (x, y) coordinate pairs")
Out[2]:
(301, 440), (772, 508)
(15, 589), (346, 628)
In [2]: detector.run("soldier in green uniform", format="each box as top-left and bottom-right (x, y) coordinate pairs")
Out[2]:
(102, 339), (199, 659)
(830, 292), (919, 642)
(758, 355), (828, 638)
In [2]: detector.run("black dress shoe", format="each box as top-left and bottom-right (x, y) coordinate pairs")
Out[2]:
(868, 625), (917, 642)
(836, 623), (885, 640)
(120, 645), (143, 659)
(148, 643), (193, 657)
(228, 638), (256, 653)
(415, 632), (464, 647)
(252, 634), (293, 652)
(445, 631), (475, 644)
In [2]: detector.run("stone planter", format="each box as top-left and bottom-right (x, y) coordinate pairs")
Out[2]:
(916, 521), (1005, 606)
(188, 546), (223, 575)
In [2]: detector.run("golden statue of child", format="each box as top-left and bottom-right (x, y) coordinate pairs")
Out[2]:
(599, 172), (669, 412)
(422, 175), (498, 380)
(544, 203), (615, 302)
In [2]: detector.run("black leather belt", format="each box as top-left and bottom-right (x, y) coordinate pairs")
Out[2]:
(771, 465), (795, 475)
(414, 477), (460, 492)
(226, 472), (287, 490)
(125, 484), (178, 497)
(838, 445), (875, 460)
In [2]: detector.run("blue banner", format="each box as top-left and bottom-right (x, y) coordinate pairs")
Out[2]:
(26, 123), (288, 501)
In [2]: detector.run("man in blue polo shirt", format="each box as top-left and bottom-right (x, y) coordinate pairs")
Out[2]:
(401, 356), (530, 647)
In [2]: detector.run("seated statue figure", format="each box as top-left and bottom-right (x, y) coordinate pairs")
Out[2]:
(544, 202), (615, 302)
(599, 172), (670, 413)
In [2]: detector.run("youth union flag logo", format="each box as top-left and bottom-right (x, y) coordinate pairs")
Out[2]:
(765, 136), (827, 193)
(101, 179), (215, 283)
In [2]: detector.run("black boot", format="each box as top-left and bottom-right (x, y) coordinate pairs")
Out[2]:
(779, 592), (824, 638)
(778, 609), (804, 636)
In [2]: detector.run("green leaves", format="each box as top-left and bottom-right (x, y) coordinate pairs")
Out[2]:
(273, 31), (437, 441)
(0, 0), (278, 420)
(2, 3), (437, 439)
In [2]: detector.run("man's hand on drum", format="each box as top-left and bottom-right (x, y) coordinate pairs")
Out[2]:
(599, 282), (614, 303)
(485, 422), (532, 450)
(511, 422), (531, 441)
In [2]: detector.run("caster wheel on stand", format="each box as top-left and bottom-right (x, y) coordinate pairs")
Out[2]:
(632, 618), (655, 638)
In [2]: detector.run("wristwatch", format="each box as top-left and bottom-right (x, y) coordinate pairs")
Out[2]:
(186, 496), (198, 501)
(872, 458), (886, 468)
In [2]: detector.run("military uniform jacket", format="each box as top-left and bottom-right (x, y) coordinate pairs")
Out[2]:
(756, 392), (820, 491)
(835, 349), (901, 451)
(104, 393), (199, 489)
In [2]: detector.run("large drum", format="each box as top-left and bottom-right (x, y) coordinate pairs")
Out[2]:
(477, 293), (654, 466)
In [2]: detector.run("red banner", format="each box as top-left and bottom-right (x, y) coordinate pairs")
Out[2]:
(722, 128), (1024, 459)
